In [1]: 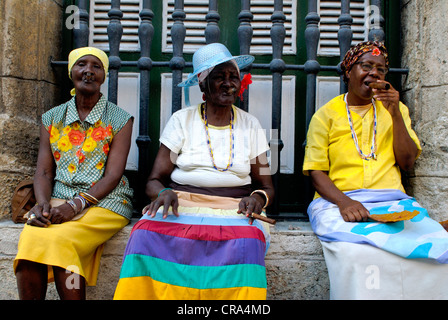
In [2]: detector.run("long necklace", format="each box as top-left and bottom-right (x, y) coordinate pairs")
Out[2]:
(344, 94), (378, 160)
(202, 103), (235, 171)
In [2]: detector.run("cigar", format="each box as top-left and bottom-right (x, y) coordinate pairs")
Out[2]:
(84, 72), (94, 81)
(369, 82), (390, 90)
(251, 213), (277, 225)
(227, 87), (237, 94)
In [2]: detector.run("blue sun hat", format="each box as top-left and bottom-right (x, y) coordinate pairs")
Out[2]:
(178, 43), (254, 106)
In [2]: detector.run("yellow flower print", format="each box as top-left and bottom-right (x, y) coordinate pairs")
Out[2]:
(86, 127), (93, 137)
(63, 126), (71, 134)
(72, 122), (80, 130)
(82, 137), (97, 152)
(123, 199), (128, 205)
(95, 161), (104, 170)
(94, 120), (103, 127)
(57, 135), (72, 152)
(68, 163), (76, 174)
(49, 125), (60, 144)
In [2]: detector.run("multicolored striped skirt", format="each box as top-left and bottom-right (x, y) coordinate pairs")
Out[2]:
(113, 191), (270, 300)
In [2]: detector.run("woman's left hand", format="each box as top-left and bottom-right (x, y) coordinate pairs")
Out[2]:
(372, 80), (400, 117)
(237, 194), (264, 225)
(372, 80), (419, 171)
(48, 203), (76, 224)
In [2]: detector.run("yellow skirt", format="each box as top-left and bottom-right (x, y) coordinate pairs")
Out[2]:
(14, 206), (128, 286)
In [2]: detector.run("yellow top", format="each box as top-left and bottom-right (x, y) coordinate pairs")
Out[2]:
(303, 94), (422, 199)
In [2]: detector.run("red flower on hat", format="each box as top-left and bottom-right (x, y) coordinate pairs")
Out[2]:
(372, 47), (381, 57)
(238, 73), (252, 100)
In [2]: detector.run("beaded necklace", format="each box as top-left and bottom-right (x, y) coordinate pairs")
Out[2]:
(344, 94), (378, 160)
(202, 103), (235, 171)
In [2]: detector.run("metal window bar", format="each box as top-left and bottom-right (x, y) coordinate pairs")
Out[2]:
(270, 0), (286, 216)
(135, 0), (153, 207)
(51, 0), (409, 219)
(238, 0), (253, 112)
(107, 0), (123, 105)
(170, 0), (186, 114)
(73, 0), (89, 48)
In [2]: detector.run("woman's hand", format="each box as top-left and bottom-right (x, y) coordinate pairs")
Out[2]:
(372, 80), (400, 117)
(242, 152), (274, 225)
(237, 194), (265, 225)
(142, 189), (179, 219)
(309, 170), (370, 223)
(337, 197), (370, 222)
(373, 81), (419, 171)
(48, 203), (76, 224)
(26, 202), (52, 227)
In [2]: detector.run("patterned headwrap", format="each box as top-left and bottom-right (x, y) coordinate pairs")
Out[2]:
(341, 41), (389, 83)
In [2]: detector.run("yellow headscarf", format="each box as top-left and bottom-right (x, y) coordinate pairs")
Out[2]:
(68, 47), (109, 96)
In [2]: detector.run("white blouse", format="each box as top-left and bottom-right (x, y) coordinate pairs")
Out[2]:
(160, 104), (270, 188)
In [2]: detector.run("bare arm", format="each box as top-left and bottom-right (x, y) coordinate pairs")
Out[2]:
(34, 124), (56, 204)
(27, 124), (56, 227)
(144, 144), (179, 218)
(87, 118), (133, 199)
(373, 81), (419, 171)
(237, 152), (275, 218)
(309, 170), (369, 222)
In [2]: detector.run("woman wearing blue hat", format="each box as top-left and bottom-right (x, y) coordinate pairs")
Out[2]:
(114, 43), (274, 300)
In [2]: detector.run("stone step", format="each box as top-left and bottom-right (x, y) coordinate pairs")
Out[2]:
(0, 219), (329, 300)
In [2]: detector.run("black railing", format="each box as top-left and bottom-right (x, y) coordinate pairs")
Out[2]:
(52, 0), (409, 218)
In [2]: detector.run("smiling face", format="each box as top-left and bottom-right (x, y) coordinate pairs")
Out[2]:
(346, 52), (388, 105)
(200, 61), (241, 108)
(70, 55), (105, 96)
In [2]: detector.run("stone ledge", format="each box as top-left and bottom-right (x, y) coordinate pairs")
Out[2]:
(0, 219), (329, 300)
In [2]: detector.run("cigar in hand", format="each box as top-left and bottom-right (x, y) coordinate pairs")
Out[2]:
(369, 82), (390, 90)
(251, 213), (276, 225)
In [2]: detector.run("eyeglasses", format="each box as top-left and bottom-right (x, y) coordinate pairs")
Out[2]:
(355, 62), (389, 75)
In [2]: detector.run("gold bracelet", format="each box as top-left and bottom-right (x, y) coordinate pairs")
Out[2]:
(250, 189), (270, 209)
(79, 192), (99, 205)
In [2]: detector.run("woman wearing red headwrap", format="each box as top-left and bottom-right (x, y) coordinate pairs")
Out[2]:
(303, 41), (448, 299)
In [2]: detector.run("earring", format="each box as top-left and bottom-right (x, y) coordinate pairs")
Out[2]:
(202, 93), (206, 101)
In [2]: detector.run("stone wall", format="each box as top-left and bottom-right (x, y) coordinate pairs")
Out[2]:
(401, 0), (448, 222)
(0, 0), (63, 219)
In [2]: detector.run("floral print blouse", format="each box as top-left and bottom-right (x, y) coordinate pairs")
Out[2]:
(42, 95), (134, 219)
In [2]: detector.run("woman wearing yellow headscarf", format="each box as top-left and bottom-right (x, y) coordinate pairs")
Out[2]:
(14, 47), (134, 300)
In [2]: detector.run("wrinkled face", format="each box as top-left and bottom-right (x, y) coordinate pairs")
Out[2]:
(71, 55), (105, 96)
(347, 52), (388, 104)
(201, 61), (241, 107)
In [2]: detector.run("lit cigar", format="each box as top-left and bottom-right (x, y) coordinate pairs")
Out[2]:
(251, 213), (277, 225)
(369, 82), (390, 90)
